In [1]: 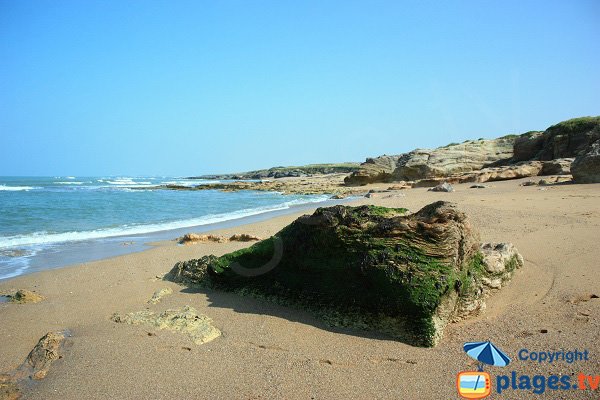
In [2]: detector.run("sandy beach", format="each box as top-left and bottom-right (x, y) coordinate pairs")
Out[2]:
(1, 178), (599, 399)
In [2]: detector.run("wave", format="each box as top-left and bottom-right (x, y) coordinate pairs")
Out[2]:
(104, 179), (152, 185)
(56, 181), (84, 185)
(0, 248), (39, 280)
(0, 195), (330, 249)
(0, 185), (39, 191)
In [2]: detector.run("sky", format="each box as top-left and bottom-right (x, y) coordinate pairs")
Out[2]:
(1, 0), (599, 176)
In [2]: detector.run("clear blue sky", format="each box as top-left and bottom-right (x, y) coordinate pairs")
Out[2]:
(1, 0), (599, 176)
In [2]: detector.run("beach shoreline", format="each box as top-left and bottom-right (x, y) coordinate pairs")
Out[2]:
(1, 178), (599, 399)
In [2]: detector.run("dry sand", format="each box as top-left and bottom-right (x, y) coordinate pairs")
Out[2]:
(1, 178), (599, 399)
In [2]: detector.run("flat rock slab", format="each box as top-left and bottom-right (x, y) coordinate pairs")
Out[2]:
(112, 306), (221, 345)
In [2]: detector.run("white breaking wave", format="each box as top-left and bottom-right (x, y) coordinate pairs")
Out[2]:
(0, 195), (330, 249)
(56, 181), (84, 185)
(0, 185), (39, 191)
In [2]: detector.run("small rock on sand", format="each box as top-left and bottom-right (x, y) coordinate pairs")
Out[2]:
(178, 233), (226, 244)
(8, 289), (44, 304)
(428, 182), (454, 192)
(112, 306), (221, 345)
(147, 287), (173, 304)
(229, 234), (262, 242)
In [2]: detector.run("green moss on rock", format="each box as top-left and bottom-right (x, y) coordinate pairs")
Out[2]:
(167, 202), (520, 347)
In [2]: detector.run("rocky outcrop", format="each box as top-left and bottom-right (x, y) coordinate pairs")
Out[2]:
(344, 155), (403, 185)
(193, 163), (360, 180)
(513, 117), (600, 161)
(572, 140), (600, 183)
(166, 202), (522, 347)
(450, 161), (544, 183)
(112, 306), (221, 345)
(393, 138), (515, 181)
(539, 158), (573, 175)
(344, 117), (598, 187)
(513, 132), (545, 161)
(345, 138), (515, 185)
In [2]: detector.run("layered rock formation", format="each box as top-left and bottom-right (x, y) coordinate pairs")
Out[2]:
(345, 138), (515, 185)
(513, 117), (600, 161)
(345, 116), (600, 186)
(392, 138), (515, 181)
(342, 155), (403, 185)
(572, 140), (600, 183)
(166, 202), (522, 347)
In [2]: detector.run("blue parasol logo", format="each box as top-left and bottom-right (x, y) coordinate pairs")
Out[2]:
(463, 341), (511, 371)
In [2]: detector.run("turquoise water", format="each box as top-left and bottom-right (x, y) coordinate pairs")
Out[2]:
(0, 176), (333, 280)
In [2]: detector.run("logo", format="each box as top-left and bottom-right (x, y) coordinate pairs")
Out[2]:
(456, 371), (491, 399)
(457, 341), (511, 399)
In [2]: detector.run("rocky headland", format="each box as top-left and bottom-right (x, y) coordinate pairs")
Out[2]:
(345, 116), (600, 186)
(138, 116), (599, 196)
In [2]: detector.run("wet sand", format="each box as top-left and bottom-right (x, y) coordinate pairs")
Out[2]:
(1, 177), (599, 399)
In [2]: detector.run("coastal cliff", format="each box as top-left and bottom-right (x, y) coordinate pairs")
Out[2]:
(345, 116), (600, 186)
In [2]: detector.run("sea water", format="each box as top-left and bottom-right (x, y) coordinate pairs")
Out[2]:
(0, 176), (337, 280)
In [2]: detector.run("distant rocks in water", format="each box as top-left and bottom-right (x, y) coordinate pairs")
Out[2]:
(112, 306), (221, 345)
(166, 202), (522, 347)
(229, 233), (262, 242)
(2, 289), (45, 304)
(191, 163), (360, 180)
(428, 182), (454, 192)
(572, 140), (600, 183)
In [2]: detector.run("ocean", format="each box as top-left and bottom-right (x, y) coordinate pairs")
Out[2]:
(0, 176), (337, 281)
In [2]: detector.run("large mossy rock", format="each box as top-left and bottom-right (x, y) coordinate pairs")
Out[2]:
(167, 202), (522, 346)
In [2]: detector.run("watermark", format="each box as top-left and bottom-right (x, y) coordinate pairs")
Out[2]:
(457, 342), (597, 398)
